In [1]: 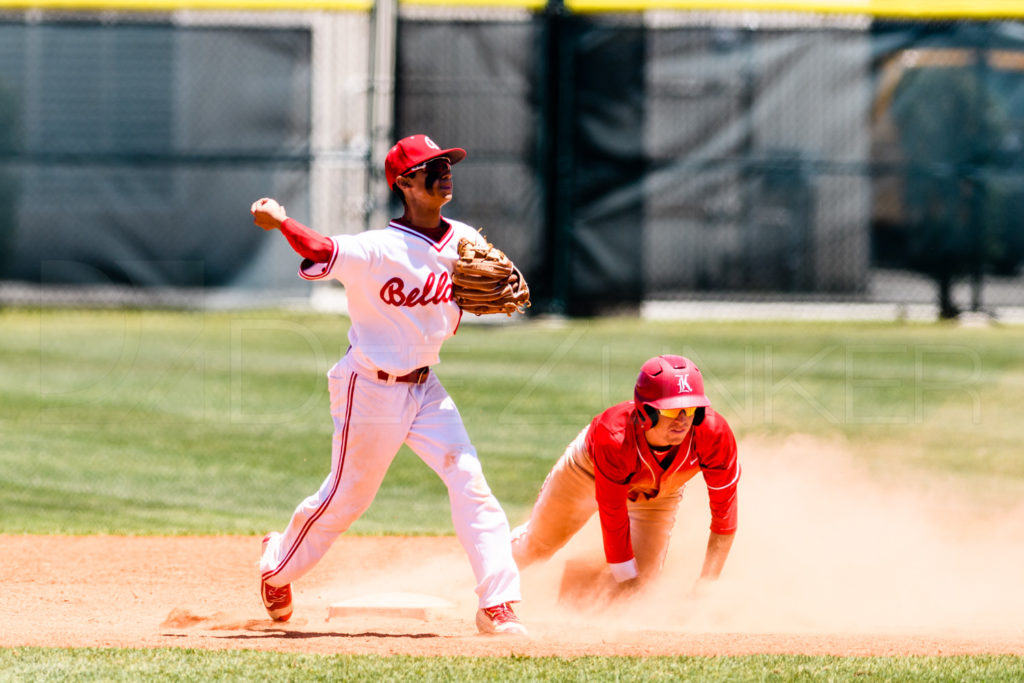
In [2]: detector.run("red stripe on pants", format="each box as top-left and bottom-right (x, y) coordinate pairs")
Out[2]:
(262, 372), (357, 581)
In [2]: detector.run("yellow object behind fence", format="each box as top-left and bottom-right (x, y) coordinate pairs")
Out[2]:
(1, 0), (1022, 20)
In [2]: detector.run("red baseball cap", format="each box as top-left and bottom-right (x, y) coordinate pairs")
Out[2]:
(384, 134), (467, 188)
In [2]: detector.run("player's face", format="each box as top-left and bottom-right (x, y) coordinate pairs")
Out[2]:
(403, 158), (453, 205)
(644, 406), (696, 447)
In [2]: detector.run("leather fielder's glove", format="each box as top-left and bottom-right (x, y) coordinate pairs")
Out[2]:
(452, 235), (531, 316)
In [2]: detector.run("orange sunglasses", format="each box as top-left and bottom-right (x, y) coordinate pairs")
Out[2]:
(658, 406), (697, 419)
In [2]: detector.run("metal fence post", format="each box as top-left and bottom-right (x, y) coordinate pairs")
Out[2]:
(367, 0), (398, 232)
(533, 0), (575, 316)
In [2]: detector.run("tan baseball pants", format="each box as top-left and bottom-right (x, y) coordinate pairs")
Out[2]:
(510, 426), (683, 582)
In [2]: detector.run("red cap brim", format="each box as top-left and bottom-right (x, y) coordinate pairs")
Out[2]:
(439, 148), (467, 165)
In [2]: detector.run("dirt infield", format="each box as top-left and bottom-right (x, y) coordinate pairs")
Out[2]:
(4, 440), (1023, 657)
(1, 532), (1021, 657)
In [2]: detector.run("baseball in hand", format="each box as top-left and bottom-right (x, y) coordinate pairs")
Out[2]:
(251, 197), (287, 231)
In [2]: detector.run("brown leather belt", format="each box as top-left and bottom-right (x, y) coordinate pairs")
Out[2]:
(376, 367), (429, 384)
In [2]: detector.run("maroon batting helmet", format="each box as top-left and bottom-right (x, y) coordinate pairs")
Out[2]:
(633, 355), (710, 429)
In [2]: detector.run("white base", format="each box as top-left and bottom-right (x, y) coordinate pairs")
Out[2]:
(327, 592), (456, 621)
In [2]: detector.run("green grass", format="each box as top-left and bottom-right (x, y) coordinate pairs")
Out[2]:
(3, 309), (1024, 533)
(1, 649), (1023, 682)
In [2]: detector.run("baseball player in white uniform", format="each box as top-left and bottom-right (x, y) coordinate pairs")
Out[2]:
(250, 134), (526, 636)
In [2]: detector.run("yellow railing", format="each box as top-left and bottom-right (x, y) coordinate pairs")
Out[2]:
(566, 0), (1024, 17)
(0, 1), (371, 10)
(1, 0), (1023, 17)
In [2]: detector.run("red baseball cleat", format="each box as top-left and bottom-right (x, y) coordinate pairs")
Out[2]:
(260, 534), (293, 622)
(475, 602), (528, 636)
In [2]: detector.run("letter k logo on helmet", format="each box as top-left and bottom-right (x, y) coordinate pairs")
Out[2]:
(634, 355), (711, 414)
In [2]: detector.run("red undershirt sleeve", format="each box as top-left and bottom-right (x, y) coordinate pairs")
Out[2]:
(279, 218), (334, 264)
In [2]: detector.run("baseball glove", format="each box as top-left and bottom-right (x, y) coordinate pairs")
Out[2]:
(452, 234), (531, 316)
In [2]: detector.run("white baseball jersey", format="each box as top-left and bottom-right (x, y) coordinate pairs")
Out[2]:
(299, 218), (485, 375)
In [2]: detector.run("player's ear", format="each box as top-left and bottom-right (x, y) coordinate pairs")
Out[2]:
(642, 404), (659, 429)
(391, 184), (407, 206)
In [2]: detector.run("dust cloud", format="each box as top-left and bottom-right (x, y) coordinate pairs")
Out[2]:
(522, 434), (1024, 637)
(315, 434), (1024, 640)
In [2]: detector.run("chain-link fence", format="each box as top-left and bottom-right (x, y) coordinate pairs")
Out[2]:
(0, 8), (367, 309)
(1, 6), (1023, 320)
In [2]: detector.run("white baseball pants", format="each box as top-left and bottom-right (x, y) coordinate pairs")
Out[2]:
(510, 426), (682, 582)
(260, 354), (521, 609)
